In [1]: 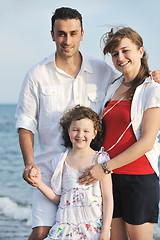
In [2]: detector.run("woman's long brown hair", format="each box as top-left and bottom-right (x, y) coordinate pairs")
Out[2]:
(102, 27), (149, 101)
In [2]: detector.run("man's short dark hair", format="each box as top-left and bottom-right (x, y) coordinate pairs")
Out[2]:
(51, 7), (83, 33)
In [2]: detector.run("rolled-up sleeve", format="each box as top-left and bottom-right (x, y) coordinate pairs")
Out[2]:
(15, 71), (39, 134)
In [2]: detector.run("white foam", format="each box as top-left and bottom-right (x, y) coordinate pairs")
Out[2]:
(0, 196), (32, 226)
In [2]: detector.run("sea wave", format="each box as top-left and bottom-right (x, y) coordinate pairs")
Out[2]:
(154, 223), (160, 240)
(0, 196), (32, 226)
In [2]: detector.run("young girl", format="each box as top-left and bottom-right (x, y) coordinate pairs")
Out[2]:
(78, 27), (160, 240)
(30, 105), (113, 240)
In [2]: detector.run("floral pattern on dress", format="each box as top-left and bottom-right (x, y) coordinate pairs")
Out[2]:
(48, 218), (102, 239)
(61, 186), (101, 208)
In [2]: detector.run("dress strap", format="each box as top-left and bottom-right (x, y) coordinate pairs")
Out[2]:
(101, 96), (124, 120)
(106, 121), (132, 152)
(93, 152), (100, 164)
(94, 147), (110, 164)
(101, 96), (132, 152)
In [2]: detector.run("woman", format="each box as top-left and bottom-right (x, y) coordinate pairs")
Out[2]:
(78, 27), (160, 240)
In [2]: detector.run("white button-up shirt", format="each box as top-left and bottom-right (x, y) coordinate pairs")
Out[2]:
(102, 76), (160, 176)
(15, 52), (116, 181)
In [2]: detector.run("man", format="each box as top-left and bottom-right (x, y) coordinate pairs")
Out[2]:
(15, 7), (116, 240)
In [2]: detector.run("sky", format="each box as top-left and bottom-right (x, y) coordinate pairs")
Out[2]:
(0, 0), (160, 104)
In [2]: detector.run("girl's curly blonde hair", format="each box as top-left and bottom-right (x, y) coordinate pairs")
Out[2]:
(60, 105), (103, 150)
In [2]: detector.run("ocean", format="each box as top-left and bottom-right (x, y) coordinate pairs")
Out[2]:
(0, 104), (159, 240)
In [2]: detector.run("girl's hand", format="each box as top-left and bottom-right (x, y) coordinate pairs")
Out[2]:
(23, 163), (38, 186)
(78, 164), (105, 185)
(99, 229), (110, 240)
(29, 166), (42, 187)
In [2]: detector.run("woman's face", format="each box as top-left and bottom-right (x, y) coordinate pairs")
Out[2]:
(111, 37), (144, 79)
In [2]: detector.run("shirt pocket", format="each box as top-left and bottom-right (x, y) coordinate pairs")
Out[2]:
(87, 91), (105, 113)
(41, 86), (65, 114)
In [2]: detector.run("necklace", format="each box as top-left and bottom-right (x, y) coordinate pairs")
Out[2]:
(122, 79), (132, 86)
(101, 96), (124, 120)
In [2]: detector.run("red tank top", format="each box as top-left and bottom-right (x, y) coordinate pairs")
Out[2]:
(102, 100), (154, 174)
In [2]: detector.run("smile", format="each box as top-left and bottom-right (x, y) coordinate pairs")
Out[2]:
(62, 45), (73, 51)
(63, 47), (71, 51)
(118, 61), (130, 67)
(75, 139), (85, 143)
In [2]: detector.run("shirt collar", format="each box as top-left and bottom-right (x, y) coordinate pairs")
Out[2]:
(43, 52), (56, 65)
(43, 52), (93, 74)
(80, 54), (93, 74)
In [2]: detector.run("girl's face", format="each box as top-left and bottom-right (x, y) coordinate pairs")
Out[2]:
(111, 37), (144, 79)
(68, 118), (97, 150)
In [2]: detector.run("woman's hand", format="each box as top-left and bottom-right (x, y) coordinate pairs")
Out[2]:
(78, 164), (105, 185)
(149, 70), (160, 83)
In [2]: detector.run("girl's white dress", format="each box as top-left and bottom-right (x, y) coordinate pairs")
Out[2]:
(44, 148), (110, 240)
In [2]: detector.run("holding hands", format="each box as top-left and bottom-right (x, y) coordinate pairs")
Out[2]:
(29, 166), (60, 205)
(29, 166), (42, 187)
(22, 163), (38, 187)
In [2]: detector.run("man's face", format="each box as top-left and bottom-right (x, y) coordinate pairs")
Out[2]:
(51, 18), (84, 59)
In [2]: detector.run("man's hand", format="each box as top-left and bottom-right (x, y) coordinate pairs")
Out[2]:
(78, 164), (105, 185)
(23, 163), (38, 187)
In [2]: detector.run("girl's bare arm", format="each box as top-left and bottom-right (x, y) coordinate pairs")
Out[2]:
(30, 167), (60, 205)
(99, 173), (113, 240)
